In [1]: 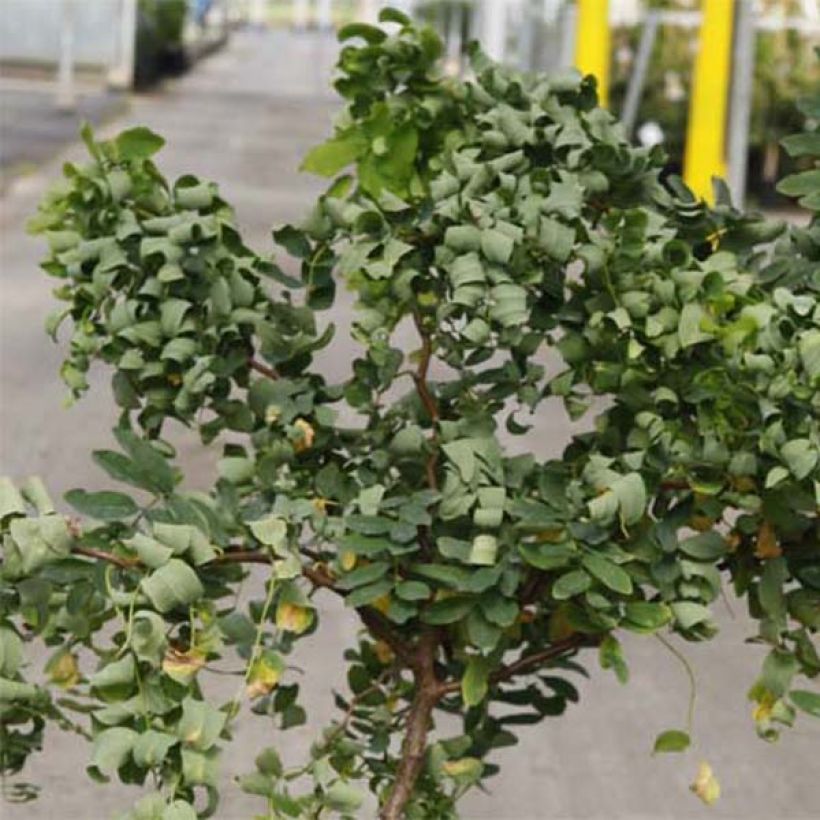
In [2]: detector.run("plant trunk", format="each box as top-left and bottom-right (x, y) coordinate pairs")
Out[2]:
(380, 682), (439, 820)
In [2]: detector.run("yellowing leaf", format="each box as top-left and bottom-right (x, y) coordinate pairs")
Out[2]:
(275, 601), (313, 635)
(292, 419), (315, 453)
(162, 647), (206, 684)
(754, 520), (781, 559)
(312, 497), (328, 515)
(47, 650), (80, 689)
(340, 550), (357, 572)
(441, 757), (483, 780)
(372, 594), (391, 616)
(373, 640), (394, 665)
(690, 761), (721, 806)
(535, 528), (565, 543)
(246, 655), (283, 699)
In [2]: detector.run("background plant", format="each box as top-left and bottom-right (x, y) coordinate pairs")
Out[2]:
(2, 10), (818, 819)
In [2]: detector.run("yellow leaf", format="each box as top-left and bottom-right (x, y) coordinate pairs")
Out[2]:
(689, 515), (714, 533)
(535, 528), (565, 543)
(162, 647), (205, 684)
(246, 656), (281, 699)
(548, 606), (575, 642)
(339, 550), (357, 572)
(47, 650), (80, 689)
(441, 757), (483, 779)
(372, 594), (391, 616)
(373, 640), (394, 665)
(691, 761), (721, 806)
(312, 497), (328, 515)
(754, 520), (781, 559)
(275, 601), (313, 635)
(752, 690), (776, 724)
(265, 403), (282, 425)
(292, 418), (315, 453)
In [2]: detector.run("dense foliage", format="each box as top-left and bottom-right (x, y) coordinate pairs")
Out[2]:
(2, 10), (818, 819)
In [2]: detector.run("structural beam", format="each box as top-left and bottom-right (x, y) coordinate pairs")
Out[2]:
(683, 0), (735, 202)
(575, 0), (610, 106)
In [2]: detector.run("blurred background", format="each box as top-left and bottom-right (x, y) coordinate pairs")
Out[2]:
(1, 1), (818, 205)
(1, 2), (819, 819)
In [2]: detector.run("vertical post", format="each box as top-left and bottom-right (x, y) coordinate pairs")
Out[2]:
(293, 0), (310, 29)
(620, 10), (659, 136)
(250, 0), (267, 26)
(727, 0), (755, 207)
(482, 0), (507, 62)
(57, 0), (76, 111)
(518, 0), (541, 71)
(358, 0), (379, 24)
(557, 1), (577, 69)
(109, 0), (138, 90)
(683, 0), (735, 202)
(575, 0), (610, 106)
(317, 0), (333, 29)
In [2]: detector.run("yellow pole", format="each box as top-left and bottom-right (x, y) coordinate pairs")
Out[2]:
(684, 0), (735, 202)
(575, 0), (611, 107)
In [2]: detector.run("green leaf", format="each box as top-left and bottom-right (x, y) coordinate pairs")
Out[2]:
(300, 132), (367, 177)
(582, 553), (633, 595)
(249, 516), (288, 551)
(599, 634), (629, 683)
(652, 729), (690, 754)
(678, 532), (727, 561)
(91, 727), (138, 775)
(133, 730), (178, 768)
(324, 781), (364, 813)
(345, 579), (393, 608)
(781, 439), (818, 481)
(64, 489), (138, 521)
(141, 559), (204, 613)
(623, 601), (672, 633)
(0, 477), (26, 520)
(480, 228), (514, 264)
(115, 127), (164, 160)
(468, 534), (498, 566)
(336, 561), (390, 590)
(394, 580), (430, 601)
(670, 601), (712, 630)
(610, 473), (646, 525)
(777, 168), (820, 197)
(790, 690), (820, 718)
(462, 656), (490, 707)
(552, 569), (591, 600)
(177, 697), (227, 751)
(421, 596), (475, 625)
(678, 303), (712, 347)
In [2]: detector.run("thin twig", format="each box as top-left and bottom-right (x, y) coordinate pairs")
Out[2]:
(249, 358), (280, 380)
(436, 634), (594, 696)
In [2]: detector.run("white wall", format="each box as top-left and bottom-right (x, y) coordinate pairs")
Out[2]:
(0, 0), (126, 69)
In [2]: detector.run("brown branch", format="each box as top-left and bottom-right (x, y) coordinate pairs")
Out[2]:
(380, 630), (440, 820)
(358, 607), (415, 668)
(249, 358), (280, 380)
(436, 635), (594, 696)
(73, 546), (138, 570)
(71, 544), (337, 592)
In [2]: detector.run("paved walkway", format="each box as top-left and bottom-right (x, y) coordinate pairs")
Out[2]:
(1, 28), (816, 820)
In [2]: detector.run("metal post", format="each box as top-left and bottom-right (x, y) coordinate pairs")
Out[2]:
(293, 0), (310, 29)
(482, 0), (507, 62)
(727, 0), (756, 207)
(518, 0), (541, 71)
(558, 2), (577, 69)
(358, 0), (379, 24)
(57, 0), (76, 111)
(683, 0), (735, 201)
(620, 9), (659, 136)
(317, 0), (333, 29)
(575, 0), (611, 106)
(250, 0), (267, 26)
(109, 0), (138, 90)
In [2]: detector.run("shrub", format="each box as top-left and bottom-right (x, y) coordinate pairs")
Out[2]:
(3, 10), (818, 819)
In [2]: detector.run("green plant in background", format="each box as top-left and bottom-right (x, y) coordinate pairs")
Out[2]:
(610, 0), (817, 199)
(3, 9), (819, 819)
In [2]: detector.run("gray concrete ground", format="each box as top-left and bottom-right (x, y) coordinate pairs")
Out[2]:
(0, 77), (127, 188)
(1, 28), (817, 820)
